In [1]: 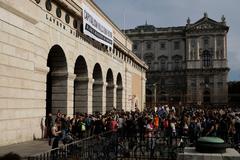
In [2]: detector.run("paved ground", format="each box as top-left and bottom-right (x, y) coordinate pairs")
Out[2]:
(0, 139), (53, 157)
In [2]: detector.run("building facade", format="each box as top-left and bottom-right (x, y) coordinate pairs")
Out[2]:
(125, 13), (229, 106)
(0, 0), (147, 146)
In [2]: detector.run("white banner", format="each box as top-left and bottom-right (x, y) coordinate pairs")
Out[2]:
(83, 4), (113, 48)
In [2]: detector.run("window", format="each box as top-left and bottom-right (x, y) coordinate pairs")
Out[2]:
(161, 59), (166, 71)
(160, 42), (166, 49)
(204, 39), (209, 45)
(217, 37), (222, 46)
(202, 50), (212, 67)
(161, 79), (165, 85)
(191, 39), (195, 48)
(147, 61), (152, 70)
(203, 37), (209, 48)
(172, 55), (182, 70)
(146, 42), (152, 50)
(133, 44), (137, 50)
(174, 59), (180, 70)
(174, 41), (180, 50)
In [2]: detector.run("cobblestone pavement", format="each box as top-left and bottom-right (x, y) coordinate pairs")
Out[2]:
(0, 139), (52, 157)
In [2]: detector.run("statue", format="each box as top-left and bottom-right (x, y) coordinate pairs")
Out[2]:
(187, 17), (191, 25)
(204, 12), (208, 18)
(221, 15), (226, 23)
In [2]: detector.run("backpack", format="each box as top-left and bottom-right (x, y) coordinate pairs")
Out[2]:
(163, 119), (169, 128)
(85, 118), (92, 127)
(81, 122), (86, 131)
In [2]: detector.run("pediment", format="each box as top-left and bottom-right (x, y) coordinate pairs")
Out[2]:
(186, 18), (228, 33)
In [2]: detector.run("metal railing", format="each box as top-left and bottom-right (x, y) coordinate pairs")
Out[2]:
(24, 131), (189, 160)
(24, 131), (117, 160)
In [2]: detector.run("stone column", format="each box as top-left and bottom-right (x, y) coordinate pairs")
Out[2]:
(141, 76), (146, 111)
(113, 84), (117, 109)
(116, 85), (123, 111)
(223, 35), (226, 59)
(196, 38), (200, 60)
(102, 82), (107, 114)
(214, 36), (217, 59)
(106, 84), (115, 111)
(66, 73), (76, 116)
(186, 38), (191, 60)
(87, 78), (94, 114)
(34, 67), (49, 116)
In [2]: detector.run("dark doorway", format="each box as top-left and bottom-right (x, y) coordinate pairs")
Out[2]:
(46, 45), (68, 116)
(203, 90), (211, 103)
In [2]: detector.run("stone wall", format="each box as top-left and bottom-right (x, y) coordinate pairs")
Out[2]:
(0, 0), (146, 146)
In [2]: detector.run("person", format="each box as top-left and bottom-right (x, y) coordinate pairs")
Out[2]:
(60, 114), (68, 142)
(93, 115), (104, 135)
(51, 120), (62, 149)
(45, 113), (53, 146)
(110, 117), (118, 132)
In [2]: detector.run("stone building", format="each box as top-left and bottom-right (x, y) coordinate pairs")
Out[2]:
(0, 0), (147, 146)
(125, 13), (229, 106)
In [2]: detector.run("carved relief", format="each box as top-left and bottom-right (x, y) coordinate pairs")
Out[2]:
(195, 22), (215, 30)
(187, 20), (227, 33)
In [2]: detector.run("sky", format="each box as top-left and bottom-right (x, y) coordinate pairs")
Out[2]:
(94, 0), (240, 81)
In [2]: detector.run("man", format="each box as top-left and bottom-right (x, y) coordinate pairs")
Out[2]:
(45, 113), (53, 146)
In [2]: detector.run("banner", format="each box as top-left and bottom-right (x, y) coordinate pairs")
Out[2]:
(83, 4), (113, 48)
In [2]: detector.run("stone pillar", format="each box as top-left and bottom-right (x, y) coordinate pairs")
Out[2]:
(113, 84), (117, 109)
(140, 41), (144, 60)
(196, 38), (200, 60)
(66, 73), (76, 116)
(102, 82), (107, 114)
(35, 67), (49, 116)
(106, 84), (115, 111)
(116, 85), (123, 110)
(87, 78), (94, 114)
(214, 36), (217, 59)
(186, 38), (191, 60)
(223, 35), (226, 59)
(141, 77), (146, 111)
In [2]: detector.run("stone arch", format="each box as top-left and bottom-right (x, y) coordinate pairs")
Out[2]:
(74, 56), (88, 114)
(92, 63), (103, 113)
(116, 73), (123, 110)
(46, 45), (68, 115)
(106, 69), (114, 112)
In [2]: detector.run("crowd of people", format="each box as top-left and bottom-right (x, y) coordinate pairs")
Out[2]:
(44, 105), (240, 149)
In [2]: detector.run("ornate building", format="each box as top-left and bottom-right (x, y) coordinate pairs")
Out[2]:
(125, 13), (229, 106)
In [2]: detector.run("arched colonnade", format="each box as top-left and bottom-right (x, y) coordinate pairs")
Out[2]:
(46, 45), (123, 115)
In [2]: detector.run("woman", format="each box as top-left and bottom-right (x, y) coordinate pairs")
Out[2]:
(51, 120), (62, 149)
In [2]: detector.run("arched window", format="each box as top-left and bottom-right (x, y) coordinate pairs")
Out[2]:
(158, 55), (168, 71)
(172, 55), (182, 70)
(161, 59), (166, 71)
(146, 41), (152, 50)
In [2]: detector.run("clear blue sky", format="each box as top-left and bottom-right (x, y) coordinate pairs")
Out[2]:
(94, 0), (240, 81)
